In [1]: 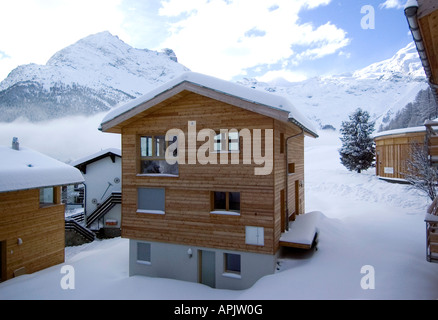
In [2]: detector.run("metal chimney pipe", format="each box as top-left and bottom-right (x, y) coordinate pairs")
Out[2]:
(12, 137), (19, 150)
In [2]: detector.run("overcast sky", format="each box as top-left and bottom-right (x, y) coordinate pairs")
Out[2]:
(0, 0), (413, 82)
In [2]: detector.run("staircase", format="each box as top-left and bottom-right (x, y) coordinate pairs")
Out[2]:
(65, 219), (95, 246)
(86, 191), (122, 229)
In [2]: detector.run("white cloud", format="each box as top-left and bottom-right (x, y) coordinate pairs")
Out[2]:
(379, 0), (405, 9)
(0, 0), (129, 81)
(256, 70), (308, 83)
(157, 0), (349, 80)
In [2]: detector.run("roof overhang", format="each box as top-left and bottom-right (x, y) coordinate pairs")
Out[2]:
(405, 0), (438, 104)
(99, 73), (318, 138)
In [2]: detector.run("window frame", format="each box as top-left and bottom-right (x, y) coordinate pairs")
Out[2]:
(39, 186), (57, 207)
(213, 130), (240, 153)
(139, 135), (179, 176)
(223, 253), (241, 277)
(136, 242), (151, 265)
(137, 187), (166, 215)
(210, 191), (241, 215)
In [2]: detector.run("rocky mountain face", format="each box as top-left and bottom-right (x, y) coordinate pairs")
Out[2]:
(0, 34), (429, 131)
(238, 42), (429, 131)
(0, 31), (189, 122)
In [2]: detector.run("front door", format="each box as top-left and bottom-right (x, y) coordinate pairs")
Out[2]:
(199, 250), (215, 288)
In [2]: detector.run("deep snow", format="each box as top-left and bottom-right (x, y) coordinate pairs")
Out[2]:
(0, 130), (437, 300)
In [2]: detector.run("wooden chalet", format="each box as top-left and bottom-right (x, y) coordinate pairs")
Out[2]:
(100, 72), (318, 289)
(405, 0), (438, 262)
(374, 126), (427, 180)
(0, 138), (84, 281)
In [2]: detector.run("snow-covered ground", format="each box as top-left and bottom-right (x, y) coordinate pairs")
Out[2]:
(0, 130), (437, 300)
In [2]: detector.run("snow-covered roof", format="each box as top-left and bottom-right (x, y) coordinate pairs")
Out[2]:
(100, 72), (318, 137)
(373, 125), (426, 139)
(70, 148), (121, 167)
(0, 145), (84, 193)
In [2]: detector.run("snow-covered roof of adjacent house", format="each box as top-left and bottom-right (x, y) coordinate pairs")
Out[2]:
(70, 148), (121, 174)
(100, 72), (318, 137)
(71, 148), (121, 167)
(373, 125), (426, 139)
(0, 144), (84, 193)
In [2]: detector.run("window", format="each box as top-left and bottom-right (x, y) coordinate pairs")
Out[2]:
(211, 191), (240, 214)
(245, 226), (264, 246)
(137, 188), (165, 214)
(40, 187), (55, 206)
(280, 133), (285, 154)
(288, 162), (295, 174)
(137, 242), (151, 264)
(140, 135), (178, 175)
(224, 253), (241, 275)
(213, 131), (239, 152)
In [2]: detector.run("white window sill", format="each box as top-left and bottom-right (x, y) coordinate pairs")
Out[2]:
(137, 174), (179, 178)
(222, 272), (241, 279)
(136, 260), (151, 265)
(210, 210), (240, 216)
(137, 209), (165, 215)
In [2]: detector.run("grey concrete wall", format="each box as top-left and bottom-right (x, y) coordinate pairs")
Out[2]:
(129, 239), (277, 290)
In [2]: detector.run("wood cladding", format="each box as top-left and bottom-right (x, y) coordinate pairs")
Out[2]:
(0, 188), (65, 281)
(119, 92), (306, 255)
(375, 131), (425, 179)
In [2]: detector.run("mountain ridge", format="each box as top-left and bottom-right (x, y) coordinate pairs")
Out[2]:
(0, 31), (190, 122)
(0, 32), (429, 130)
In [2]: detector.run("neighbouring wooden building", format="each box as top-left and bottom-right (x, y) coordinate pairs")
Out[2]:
(374, 126), (427, 180)
(71, 148), (122, 238)
(100, 72), (318, 289)
(0, 138), (84, 281)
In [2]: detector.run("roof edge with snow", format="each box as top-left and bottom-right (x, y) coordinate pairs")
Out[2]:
(100, 72), (318, 138)
(0, 145), (84, 193)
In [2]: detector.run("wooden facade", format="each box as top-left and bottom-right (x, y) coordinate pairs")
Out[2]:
(118, 92), (306, 255)
(375, 129), (425, 180)
(101, 73), (317, 260)
(406, 0), (438, 103)
(0, 187), (65, 281)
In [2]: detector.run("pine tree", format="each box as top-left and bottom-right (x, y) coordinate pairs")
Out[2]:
(339, 108), (376, 173)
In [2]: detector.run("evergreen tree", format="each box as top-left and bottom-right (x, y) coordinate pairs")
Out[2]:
(339, 108), (376, 173)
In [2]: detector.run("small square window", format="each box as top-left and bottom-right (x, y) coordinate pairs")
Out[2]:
(211, 191), (241, 213)
(288, 163), (295, 174)
(40, 187), (55, 206)
(137, 242), (151, 264)
(224, 253), (241, 274)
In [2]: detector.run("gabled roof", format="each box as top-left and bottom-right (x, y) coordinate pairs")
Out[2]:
(99, 72), (318, 137)
(0, 145), (84, 193)
(71, 148), (121, 174)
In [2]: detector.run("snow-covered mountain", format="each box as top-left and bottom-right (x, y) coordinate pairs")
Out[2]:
(238, 42), (429, 131)
(0, 33), (429, 130)
(0, 31), (189, 122)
